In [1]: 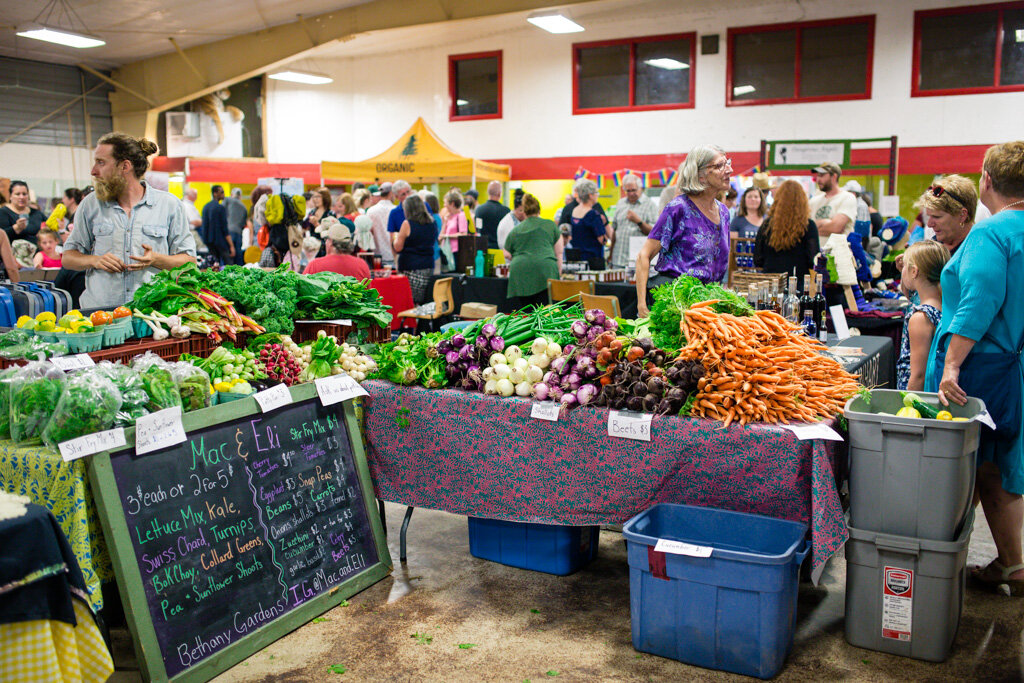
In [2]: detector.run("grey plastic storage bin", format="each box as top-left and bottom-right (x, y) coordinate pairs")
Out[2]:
(844, 389), (984, 541)
(844, 510), (972, 662)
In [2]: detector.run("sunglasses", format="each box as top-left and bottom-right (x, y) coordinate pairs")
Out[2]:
(929, 185), (969, 208)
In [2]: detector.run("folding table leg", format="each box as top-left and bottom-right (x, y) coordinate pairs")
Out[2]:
(378, 499), (387, 539)
(400, 506), (414, 563)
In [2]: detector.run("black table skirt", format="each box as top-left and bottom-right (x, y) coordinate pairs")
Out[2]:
(829, 335), (895, 389)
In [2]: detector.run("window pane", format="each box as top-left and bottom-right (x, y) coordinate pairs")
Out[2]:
(1001, 9), (1024, 86)
(453, 56), (499, 117)
(635, 38), (691, 105)
(577, 44), (630, 109)
(732, 30), (795, 101)
(919, 11), (997, 90)
(800, 23), (870, 97)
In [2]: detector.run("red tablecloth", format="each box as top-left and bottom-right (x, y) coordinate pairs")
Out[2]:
(362, 381), (848, 583)
(370, 276), (414, 330)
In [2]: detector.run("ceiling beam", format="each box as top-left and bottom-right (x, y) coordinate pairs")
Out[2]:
(100, 0), (597, 137)
(78, 63), (157, 107)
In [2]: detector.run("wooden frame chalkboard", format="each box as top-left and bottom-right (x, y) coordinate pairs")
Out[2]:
(87, 383), (392, 683)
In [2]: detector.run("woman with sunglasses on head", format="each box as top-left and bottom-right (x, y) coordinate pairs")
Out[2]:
(636, 145), (732, 317)
(929, 141), (1024, 597)
(920, 175), (978, 255)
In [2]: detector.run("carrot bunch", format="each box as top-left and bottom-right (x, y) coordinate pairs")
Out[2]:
(676, 301), (862, 427)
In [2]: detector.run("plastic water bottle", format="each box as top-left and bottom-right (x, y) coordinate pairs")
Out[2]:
(474, 249), (485, 277)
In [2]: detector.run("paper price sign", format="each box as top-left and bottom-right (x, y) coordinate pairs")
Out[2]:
(315, 373), (368, 406)
(784, 422), (844, 441)
(654, 538), (714, 558)
(59, 428), (126, 462)
(608, 410), (652, 441)
(253, 383), (293, 413)
(135, 406), (186, 456)
(531, 402), (560, 421)
(973, 410), (997, 430)
(51, 354), (96, 372)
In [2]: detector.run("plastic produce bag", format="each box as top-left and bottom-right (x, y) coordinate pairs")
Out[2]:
(8, 361), (64, 444)
(42, 368), (122, 449)
(0, 338), (69, 360)
(132, 353), (182, 412)
(94, 362), (150, 427)
(0, 367), (19, 439)
(171, 361), (212, 412)
(0, 329), (33, 349)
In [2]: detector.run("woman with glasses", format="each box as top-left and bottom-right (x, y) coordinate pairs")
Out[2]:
(636, 145), (732, 317)
(932, 141), (1024, 596)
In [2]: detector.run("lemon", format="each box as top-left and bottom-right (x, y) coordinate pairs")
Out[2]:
(35, 311), (56, 323)
(936, 411), (953, 421)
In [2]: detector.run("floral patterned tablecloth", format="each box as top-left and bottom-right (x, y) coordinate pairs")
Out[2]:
(362, 380), (848, 582)
(0, 442), (112, 613)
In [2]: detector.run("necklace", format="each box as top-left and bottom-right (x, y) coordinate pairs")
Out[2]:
(998, 198), (1024, 213)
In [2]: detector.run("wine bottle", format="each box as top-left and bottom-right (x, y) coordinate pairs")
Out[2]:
(783, 276), (800, 323)
(800, 275), (813, 320)
(813, 274), (827, 326)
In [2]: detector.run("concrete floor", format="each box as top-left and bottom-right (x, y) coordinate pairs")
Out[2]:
(108, 502), (1023, 682)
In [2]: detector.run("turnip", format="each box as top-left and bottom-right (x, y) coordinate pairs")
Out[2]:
(505, 345), (523, 363)
(493, 363), (511, 379)
(490, 336), (505, 353)
(481, 322), (497, 338)
(545, 342), (562, 358)
(542, 371), (556, 385)
(451, 334), (466, 348)
(549, 385), (564, 402)
(570, 320), (588, 339)
(565, 372), (581, 390)
(513, 357), (529, 372)
(529, 353), (549, 369)
(496, 378), (515, 397)
(550, 356), (566, 374)
(446, 350), (460, 364)
(577, 383), (598, 405)
(489, 353), (507, 368)
(509, 366), (526, 384)
(531, 337), (549, 356)
(515, 381), (532, 397)
(561, 392), (578, 407)
(525, 365), (543, 384)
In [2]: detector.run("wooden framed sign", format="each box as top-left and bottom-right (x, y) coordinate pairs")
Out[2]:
(87, 383), (391, 682)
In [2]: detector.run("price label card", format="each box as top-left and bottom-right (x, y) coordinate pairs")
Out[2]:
(784, 422), (844, 441)
(654, 538), (714, 558)
(829, 305), (851, 340)
(531, 402), (560, 421)
(51, 354), (96, 372)
(608, 410), (652, 441)
(59, 428), (126, 462)
(973, 410), (997, 430)
(253, 383), (292, 413)
(879, 194), (901, 217)
(135, 406), (186, 456)
(315, 373), (368, 406)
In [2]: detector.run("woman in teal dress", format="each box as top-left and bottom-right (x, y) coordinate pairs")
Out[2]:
(934, 141), (1024, 595)
(503, 194), (563, 309)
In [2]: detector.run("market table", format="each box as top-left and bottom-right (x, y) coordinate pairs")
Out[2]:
(828, 335), (895, 389)
(430, 274), (638, 317)
(361, 380), (847, 582)
(0, 502), (114, 683)
(0, 441), (112, 613)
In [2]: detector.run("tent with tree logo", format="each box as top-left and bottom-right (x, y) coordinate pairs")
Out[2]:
(320, 117), (510, 184)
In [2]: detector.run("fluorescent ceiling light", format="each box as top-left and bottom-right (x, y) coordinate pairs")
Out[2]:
(16, 27), (104, 49)
(644, 58), (689, 70)
(268, 70), (333, 85)
(527, 11), (584, 34)
(456, 99), (469, 106)
(733, 85), (756, 96)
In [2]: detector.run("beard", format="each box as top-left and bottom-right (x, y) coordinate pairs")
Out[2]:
(94, 172), (127, 202)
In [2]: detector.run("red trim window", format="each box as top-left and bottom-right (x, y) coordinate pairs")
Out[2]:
(726, 15), (874, 106)
(449, 51), (503, 121)
(912, 2), (1024, 97)
(572, 33), (696, 114)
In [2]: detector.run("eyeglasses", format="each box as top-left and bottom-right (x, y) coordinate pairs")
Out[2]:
(929, 185), (969, 208)
(707, 158), (733, 171)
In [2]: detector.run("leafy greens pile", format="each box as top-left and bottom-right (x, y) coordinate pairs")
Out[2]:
(295, 273), (392, 329)
(372, 331), (449, 388)
(648, 275), (753, 351)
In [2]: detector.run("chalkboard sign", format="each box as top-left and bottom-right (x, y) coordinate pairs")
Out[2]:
(88, 383), (391, 682)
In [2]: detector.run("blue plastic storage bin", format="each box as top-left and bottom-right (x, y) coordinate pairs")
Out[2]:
(467, 518), (598, 576)
(622, 504), (809, 679)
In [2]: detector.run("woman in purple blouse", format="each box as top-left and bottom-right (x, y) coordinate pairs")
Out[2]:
(636, 145), (732, 317)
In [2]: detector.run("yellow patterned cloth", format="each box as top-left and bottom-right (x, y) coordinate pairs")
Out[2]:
(0, 441), (111, 612)
(0, 597), (114, 683)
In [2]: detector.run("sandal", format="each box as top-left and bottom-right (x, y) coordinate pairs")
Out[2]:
(969, 559), (1024, 597)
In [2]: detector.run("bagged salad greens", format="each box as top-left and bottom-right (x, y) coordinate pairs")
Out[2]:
(131, 353), (182, 412)
(42, 368), (122, 449)
(0, 367), (19, 439)
(170, 361), (212, 412)
(94, 362), (150, 427)
(9, 361), (64, 444)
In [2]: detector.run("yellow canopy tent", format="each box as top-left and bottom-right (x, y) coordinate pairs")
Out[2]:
(320, 117), (510, 185)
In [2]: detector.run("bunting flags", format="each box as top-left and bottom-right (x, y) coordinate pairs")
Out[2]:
(571, 166), (678, 191)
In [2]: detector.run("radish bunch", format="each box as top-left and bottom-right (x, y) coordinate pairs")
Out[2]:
(258, 342), (304, 385)
(438, 323), (505, 392)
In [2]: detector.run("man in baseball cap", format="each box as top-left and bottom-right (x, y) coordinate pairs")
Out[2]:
(808, 161), (856, 249)
(304, 222), (370, 278)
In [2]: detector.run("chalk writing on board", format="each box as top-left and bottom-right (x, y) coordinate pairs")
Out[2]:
(109, 399), (378, 677)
